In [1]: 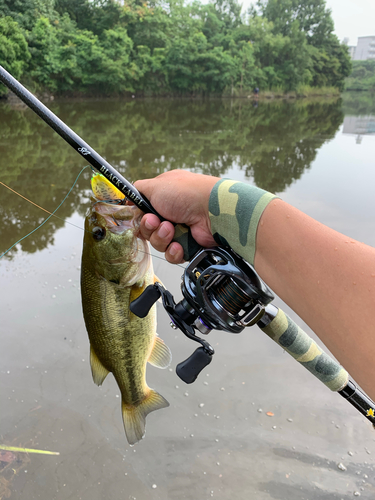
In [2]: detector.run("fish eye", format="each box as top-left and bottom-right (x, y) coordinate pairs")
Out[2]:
(92, 226), (106, 241)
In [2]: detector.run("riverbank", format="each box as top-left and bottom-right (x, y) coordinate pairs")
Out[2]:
(1, 84), (341, 104)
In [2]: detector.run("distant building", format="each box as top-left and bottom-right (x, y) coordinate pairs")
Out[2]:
(342, 37), (356, 59)
(342, 38), (356, 59)
(353, 36), (375, 61)
(347, 46), (356, 59)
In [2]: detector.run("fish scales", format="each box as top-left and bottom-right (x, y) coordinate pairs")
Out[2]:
(80, 173), (171, 445)
(81, 265), (155, 404)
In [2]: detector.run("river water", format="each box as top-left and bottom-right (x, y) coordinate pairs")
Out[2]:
(1, 94), (375, 499)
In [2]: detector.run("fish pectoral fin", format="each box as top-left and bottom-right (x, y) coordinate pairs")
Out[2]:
(122, 390), (169, 445)
(154, 274), (163, 286)
(90, 346), (110, 386)
(148, 336), (172, 369)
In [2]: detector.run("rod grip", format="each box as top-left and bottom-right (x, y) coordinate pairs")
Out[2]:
(138, 193), (201, 261)
(172, 224), (202, 261)
(258, 306), (348, 392)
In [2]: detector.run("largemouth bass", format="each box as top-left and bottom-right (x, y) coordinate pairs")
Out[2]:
(81, 174), (171, 445)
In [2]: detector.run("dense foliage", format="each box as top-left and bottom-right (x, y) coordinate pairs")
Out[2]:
(345, 60), (375, 92)
(0, 0), (351, 96)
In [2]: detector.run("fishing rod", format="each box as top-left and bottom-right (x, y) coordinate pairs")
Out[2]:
(0, 65), (200, 262)
(1, 66), (374, 428)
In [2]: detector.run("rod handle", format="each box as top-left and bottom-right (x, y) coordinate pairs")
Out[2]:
(138, 193), (202, 261)
(172, 224), (202, 261)
(258, 305), (348, 392)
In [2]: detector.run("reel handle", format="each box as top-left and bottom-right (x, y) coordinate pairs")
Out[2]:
(129, 284), (161, 318)
(176, 347), (213, 384)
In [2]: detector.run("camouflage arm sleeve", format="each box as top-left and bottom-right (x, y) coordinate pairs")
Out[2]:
(209, 179), (278, 265)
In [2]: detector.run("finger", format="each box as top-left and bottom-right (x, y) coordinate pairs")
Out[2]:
(149, 221), (175, 253)
(139, 214), (161, 240)
(165, 242), (185, 264)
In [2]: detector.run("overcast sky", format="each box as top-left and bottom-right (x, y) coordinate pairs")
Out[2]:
(241, 0), (375, 46)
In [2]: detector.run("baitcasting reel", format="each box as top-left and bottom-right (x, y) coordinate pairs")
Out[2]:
(130, 247), (274, 384)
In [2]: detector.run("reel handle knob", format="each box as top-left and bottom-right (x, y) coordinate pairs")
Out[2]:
(176, 347), (213, 384)
(130, 284), (161, 318)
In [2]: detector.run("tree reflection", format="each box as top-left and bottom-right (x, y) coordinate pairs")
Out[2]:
(342, 92), (375, 116)
(0, 97), (343, 257)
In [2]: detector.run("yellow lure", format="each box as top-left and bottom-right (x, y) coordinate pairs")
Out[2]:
(91, 172), (125, 201)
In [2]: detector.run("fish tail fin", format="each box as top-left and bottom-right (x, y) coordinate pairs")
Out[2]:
(122, 390), (169, 446)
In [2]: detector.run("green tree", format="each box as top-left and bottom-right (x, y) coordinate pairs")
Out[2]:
(255, 0), (333, 44)
(345, 60), (375, 92)
(54, 0), (94, 30)
(120, 0), (171, 51)
(0, 16), (30, 96)
(0, 0), (55, 30)
(133, 45), (168, 93)
(0, 0), (352, 95)
(239, 15), (312, 90)
(27, 16), (61, 91)
(27, 14), (135, 94)
(254, 0), (351, 90)
(99, 26), (136, 93)
(54, 0), (122, 34)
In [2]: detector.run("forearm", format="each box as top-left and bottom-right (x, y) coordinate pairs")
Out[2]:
(255, 198), (375, 399)
(136, 171), (375, 397)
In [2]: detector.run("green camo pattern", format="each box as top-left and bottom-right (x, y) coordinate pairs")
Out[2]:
(209, 179), (278, 265)
(260, 308), (349, 392)
(173, 224), (202, 261)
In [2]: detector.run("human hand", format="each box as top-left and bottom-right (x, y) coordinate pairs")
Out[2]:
(134, 170), (219, 263)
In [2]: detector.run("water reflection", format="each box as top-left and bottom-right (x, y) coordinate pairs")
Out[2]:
(343, 115), (375, 144)
(0, 97), (343, 257)
(341, 93), (375, 144)
(342, 91), (375, 116)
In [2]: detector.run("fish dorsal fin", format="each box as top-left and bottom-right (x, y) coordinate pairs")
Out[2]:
(90, 346), (109, 386)
(122, 390), (169, 445)
(148, 337), (172, 369)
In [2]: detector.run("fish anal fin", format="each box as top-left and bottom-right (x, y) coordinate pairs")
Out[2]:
(148, 336), (172, 369)
(122, 390), (169, 445)
(90, 346), (109, 386)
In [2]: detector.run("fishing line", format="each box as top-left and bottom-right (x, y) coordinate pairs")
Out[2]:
(0, 165), (90, 258)
(0, 182), (87, 232)
(0, 168), (186, 269)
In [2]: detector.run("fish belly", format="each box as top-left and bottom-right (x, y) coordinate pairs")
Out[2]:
(81, 266), (169, 444)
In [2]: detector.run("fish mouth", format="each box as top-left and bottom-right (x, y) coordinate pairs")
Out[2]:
(90, 200), (150, 273)
(93, 202), (142, 235)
